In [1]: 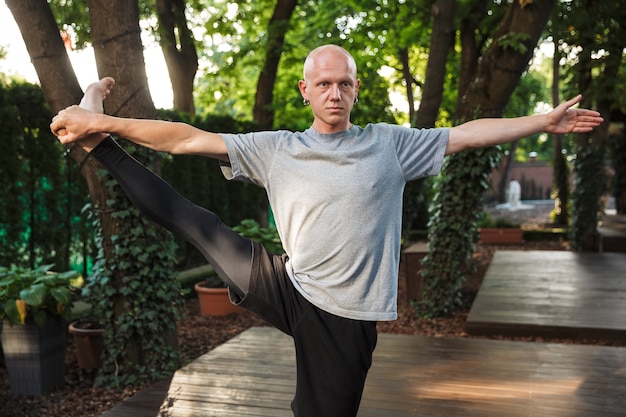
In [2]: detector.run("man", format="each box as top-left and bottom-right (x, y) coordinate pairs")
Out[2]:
(51, 44), (603, 417)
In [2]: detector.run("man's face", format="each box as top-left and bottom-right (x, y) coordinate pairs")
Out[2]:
(299, 49), (360, 133)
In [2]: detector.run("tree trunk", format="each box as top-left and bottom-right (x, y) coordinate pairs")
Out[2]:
(86, 0), (181, 380)
(402, 0), (455, 243)
(155, 0), (198, 113)
(422, 0), (556, 316)
(398, 47), (416, 126)
(456, 0), (489, 103)
(414, 0), (456, 129)
(551, 40), (569, 226)
(9, 0), (182, 386)
(4, 0), (112, 263)
(457, 1), (554, 120)
(252, 0), (298, 130)
(570, 6), (621, 250)
(87, 1), (157, 121)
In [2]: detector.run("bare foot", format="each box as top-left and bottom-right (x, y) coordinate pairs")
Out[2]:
(68, 77), (115, 152)
(51, 77), (116, 152)
(80, 77), (115, 114)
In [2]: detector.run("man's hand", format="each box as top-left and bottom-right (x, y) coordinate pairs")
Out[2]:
(545, 95), (604, 134)
(51, 105), (103, 144)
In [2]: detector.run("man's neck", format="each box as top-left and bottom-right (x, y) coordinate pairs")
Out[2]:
(311, 121), (353, 134)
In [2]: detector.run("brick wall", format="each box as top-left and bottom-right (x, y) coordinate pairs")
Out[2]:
(487, 158), (558, 202)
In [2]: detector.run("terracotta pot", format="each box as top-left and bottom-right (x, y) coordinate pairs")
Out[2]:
(479, 228), (524, 244)
(194, 282), (241, 316)
(68, 320), (104, 369)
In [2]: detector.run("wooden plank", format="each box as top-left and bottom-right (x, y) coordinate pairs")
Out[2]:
(466, 251), (626, 340)
(98, 378), (172, 417)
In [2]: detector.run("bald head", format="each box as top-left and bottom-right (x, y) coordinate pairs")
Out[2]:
(303, 45), (357, 81)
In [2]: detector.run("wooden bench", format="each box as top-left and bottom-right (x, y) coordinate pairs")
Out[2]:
(403, 241), (428, 302)
(597, 214), (626, 252)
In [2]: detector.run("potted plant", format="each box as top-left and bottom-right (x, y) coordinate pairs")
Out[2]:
(0, 264), (82, 395)
(68, 316), (105, 369)
(194, 273), (242, 316)
(477, 212), (523, 244)
(193, 219), (284, 316)
(67, 251), (105, 370)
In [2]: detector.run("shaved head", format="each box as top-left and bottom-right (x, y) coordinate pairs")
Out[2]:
(303, 44), (357, 81)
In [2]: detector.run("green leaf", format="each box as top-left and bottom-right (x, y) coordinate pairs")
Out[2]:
(20, 283), (47, 307)
(50, 287), (72, 306)
(4, 300), (21, 325)
(32, 309), (47, 328)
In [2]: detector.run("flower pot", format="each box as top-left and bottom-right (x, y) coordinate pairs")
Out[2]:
(194, 282), (241, 316)
(479, 228), (524, 244)
(1, 317), (66, 396)
(68, 320), (104, 369)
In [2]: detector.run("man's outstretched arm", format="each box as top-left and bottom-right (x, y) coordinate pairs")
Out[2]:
(50, 77), (229, 161)
(445, 95), (604, 156)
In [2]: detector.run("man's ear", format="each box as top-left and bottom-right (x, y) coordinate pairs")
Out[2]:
(298, 79), (307, 99)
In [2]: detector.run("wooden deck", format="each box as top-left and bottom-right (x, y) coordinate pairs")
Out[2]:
(466, 250), (626, 340)
(100, 249), (626, 417)
(101, 326), (626, 417)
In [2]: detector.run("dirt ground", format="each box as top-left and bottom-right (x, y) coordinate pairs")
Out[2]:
(1, 202), (617, 417)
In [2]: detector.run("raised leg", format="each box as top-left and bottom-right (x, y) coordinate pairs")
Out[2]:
(80, 79), (253, 297)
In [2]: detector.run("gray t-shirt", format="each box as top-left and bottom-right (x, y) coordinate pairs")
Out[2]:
(221, 123), (448, 321)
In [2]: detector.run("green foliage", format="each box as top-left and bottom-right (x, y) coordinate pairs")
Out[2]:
(233, 219), (284, 255)
(195, 218), (283, 289)
(0, 264), (82, 327)
(194, 0), (397, 130)
(0, 79), (22, 263)
(49, 0), (91, 49)
(476, 212), (520, 229)
(0, 79), (93, 271)
(198, 273), (226, 289)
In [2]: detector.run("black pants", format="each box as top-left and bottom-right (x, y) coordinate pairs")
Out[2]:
(91, 137), (378, 416)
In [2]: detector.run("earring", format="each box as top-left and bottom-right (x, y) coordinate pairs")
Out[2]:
(353, 97), (359, 105)
(303, 99), (310, 106)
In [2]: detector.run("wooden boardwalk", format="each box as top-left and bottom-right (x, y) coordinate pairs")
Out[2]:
(101, 326), (626, 417)
(466, 250), (626, 340)
(100, 250), (626, 417)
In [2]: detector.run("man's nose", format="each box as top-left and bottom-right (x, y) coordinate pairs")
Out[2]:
(330, 84), (341, 100)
